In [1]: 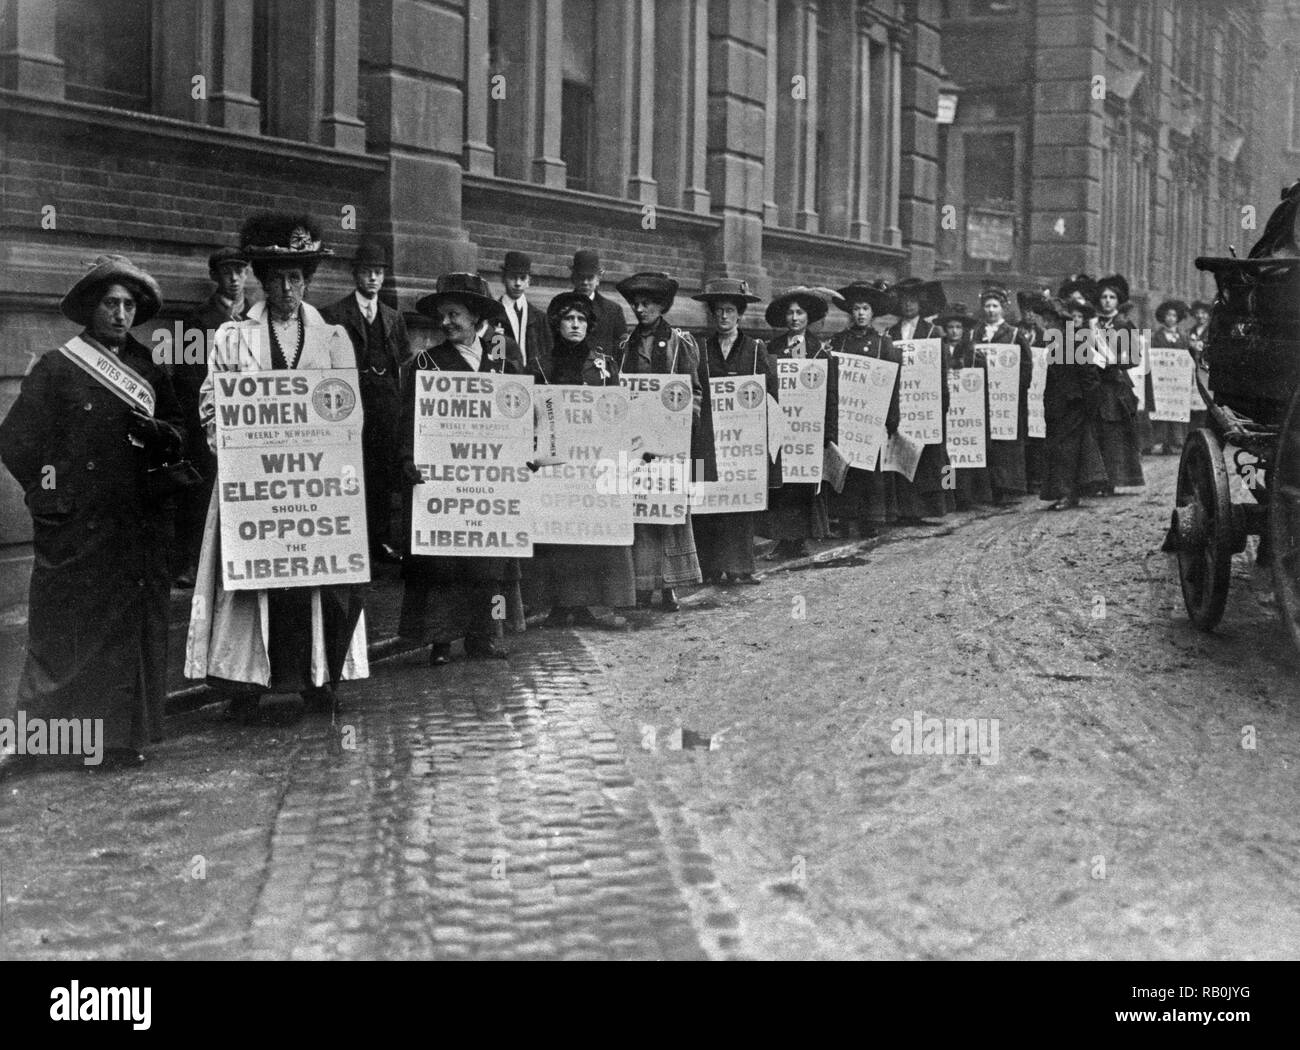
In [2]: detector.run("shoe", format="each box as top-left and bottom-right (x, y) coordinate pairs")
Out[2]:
(660, 588), (680, 612)
(1046, 497), (1080, 511)
(98, 748), (146, 770)
(732, 573), (760, 586)
(544, 607), (573, 628)
(571, 606), (630, 629)
(636, 590), (654, 609)
(702, 572), (723, 585)
(466, 640), (508, 660)
(429, 643), (452, 666)
(225, 693), (262, 724)
(301, 684), (336, 714)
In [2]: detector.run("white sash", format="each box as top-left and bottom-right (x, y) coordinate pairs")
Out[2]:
(59, 335), (156, 415)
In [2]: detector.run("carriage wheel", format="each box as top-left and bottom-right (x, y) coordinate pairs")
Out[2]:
(1269, 386), (1300, 653)
(1173, 429), (1234, 631)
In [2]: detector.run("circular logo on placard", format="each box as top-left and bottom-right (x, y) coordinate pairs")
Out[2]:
(596, 391), (628, 424)
(312, 378), (356, 421)
(737, 379), (765, 410)
(961, 371), (981, 393)
(661, 380), (692, 412)
(999, 348), (1018, 369)
(800, 365), (824, 390)
(870, 366), (892, 388)
(916, 347), (936, 367)
(496, 381), (530, 419)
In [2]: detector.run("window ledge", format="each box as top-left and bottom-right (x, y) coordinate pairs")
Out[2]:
(763, 224), (908, 258)
(462, 173), (721, 232)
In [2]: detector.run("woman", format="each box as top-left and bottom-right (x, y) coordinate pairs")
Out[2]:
(826, 280), (900, 537)
(762, 286), (834, 557)
(615, 271), (706, 612)
(692, 278), (777, 582)
(970, 286), (1033, 504)
(1187, 299), (1212, 431)
(1148, 298), (1190, 454)
(530, 291), (635, 626)
(1091, 273), (1145, 493)
(939, 303), (995, 509)
(1016, 288), (1053, 495)
(398, 272), (522, 664)
(1040, 298), (1107, 509)
(187, 214), (368, 723)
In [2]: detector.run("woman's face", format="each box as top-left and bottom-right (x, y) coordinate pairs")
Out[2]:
(264, 265), (307, 317)
(711, 302), (740, 334)
(1194, 307), (1210, 325)
(558, 308), (588, 344)
(786, 303), (808, 332)
(1160, 309), (1178, 328)
(850, 301), (874, 329)
(944, 319), (965, 342)
(437, 299), (480, 345)
(632, 296), (664, 328)
(1099, 288), (1119, 313)
(981, 297), (1004, 324)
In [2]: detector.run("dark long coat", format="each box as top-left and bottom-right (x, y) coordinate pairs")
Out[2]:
(1040, 334), (1108, 501)
(1093, 312), (1145, 488)
(969, 319), (1033, 497)
(495, 294), (553, 380)
(826, 326), (901, 526)
(0, 333), (184, 752)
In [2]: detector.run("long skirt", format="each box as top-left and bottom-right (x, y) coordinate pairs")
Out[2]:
(1024, 437), (1045, 494)
(531, 544), (636, 608)
(988, 438), (1027, 497)
(895, 442), (954, 519)
(695, 513), (759, 576)
(398, 556), (506, 647)
(828, 468), (896, 527)
(761, 484), (830, 540)
(633, 520), (702, 591)
(265, 587), (366, 693)
(953, 465), (995, 509)
(1040, 402), (1109, 501)
(1096, 381), (1145, 488)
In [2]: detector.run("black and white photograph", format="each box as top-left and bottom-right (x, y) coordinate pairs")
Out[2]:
(0, 0), (1295, 1008)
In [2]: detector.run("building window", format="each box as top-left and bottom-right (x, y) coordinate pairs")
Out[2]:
(251, 0), (271, 134)
(963, 130), (1016, 271)
(57, 0), (151, 110)
(561, 80), (594, 192)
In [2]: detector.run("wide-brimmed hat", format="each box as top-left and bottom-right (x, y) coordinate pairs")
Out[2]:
(1016, 287), (1054, 317)
(60, 254), (163, 328)
(415, 272), (506, 324)
(239, 213), (334, 265)
(693, 277), (762, 310)
(208, 246), (249, 272)
(979, 285), (1011, 307)
(1057, 273), (1098, 306)
(1154, 298), (1189, 322)
(836, 280), (893, 316)
(765, 286), (830, 328)
(1054, 297), (1096, 321)
(547, 290), (598, 325)
(571, 249), (602, 277)
(1095, 273), (1130, 304)
(617, 271), (678, 309)
(935, 302), (976, 328)
(503, 251), (532, 275)
(891, 277), (946, 317)
(1190, 300), (1212, 314)
(350, 242), (388, 269)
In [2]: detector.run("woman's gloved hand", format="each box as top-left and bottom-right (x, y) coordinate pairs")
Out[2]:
(401, 460), (424, 486)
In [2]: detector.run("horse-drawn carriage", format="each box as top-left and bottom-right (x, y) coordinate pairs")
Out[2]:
(1166, 182), (1300, 651)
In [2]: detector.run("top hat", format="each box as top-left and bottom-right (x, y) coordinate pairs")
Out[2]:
(415, 272), (506, 324)
(1154, 299), (1189, 323)
(616, 271), (679, 309)
(765, 287), (831, 329)
(891, 277), (947, 317)
(547, 290), (598, 326)
(1095, 273), (1131, 305)
(61, 254), (163, 328)
(502, 251), (532, 275)
(979, 285), (1011, 307)
(935, 302), (976, 328)
(239, 213), (334, 266)
(571, 249), (603, 276)
(208, 246), (249, 272)
(835, 280), (894, 316)
(350, 242), (389, 269)
(693, 277), (762, 310)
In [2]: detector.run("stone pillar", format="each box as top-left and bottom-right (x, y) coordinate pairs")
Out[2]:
(209, 0), (262, 134)
(593, 0), (636, 199)
(762, 0), (779, 225)
(530, 0), (566, 186)
(851, 22), (872, 241)
(463, 0), (495, 174)
(0, 0), (65, 96)
(898, 0), (941, 272)
(627, 0), (658, 203)
(796, 1), (820, 231)
(1026, 0), (1107, 278)
(654, 0), (710, 213)
(362, 0), (476, 298)
(318, 0), (366, 151)
(705, 0), (769, 291)
(886, 33), (903, 246)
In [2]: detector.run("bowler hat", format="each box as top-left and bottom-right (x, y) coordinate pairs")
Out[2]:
(765, 286), (830, 329)
(836, 280), (894, 317)
(693, 277), (762, 310)
(61, 254), (163, 328)
(1154, 298), (1189, 322)
(416, 272), (506, 325)
(240, 213), (334, 265)
(617, 271), (679, 309)
(503, 251), (532, 275)
(571, 249), (602, 276)
(350, 242), (389, 269)
(208, 246), (249, 272)
(547, 291), (598, 326)
(1095, 273), (1130, 305)
(891, 277), (947, 317)
(935, 302), (976, 328)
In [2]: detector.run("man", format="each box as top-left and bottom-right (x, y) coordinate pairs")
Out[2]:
(886, 277), (945, 342)
(173, 246), (251, 587)
(496, 250), (551, 379)
(0, 256), (184, 772)
(552, 249), (627, 353)
(321, 242), (410, 565)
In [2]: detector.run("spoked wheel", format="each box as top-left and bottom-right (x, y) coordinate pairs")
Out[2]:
(1269, 386), (1300, 653)
(1172, 429), (1234, 630)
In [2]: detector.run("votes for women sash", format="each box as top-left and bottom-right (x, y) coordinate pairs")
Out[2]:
(59, 335), (156, 415)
